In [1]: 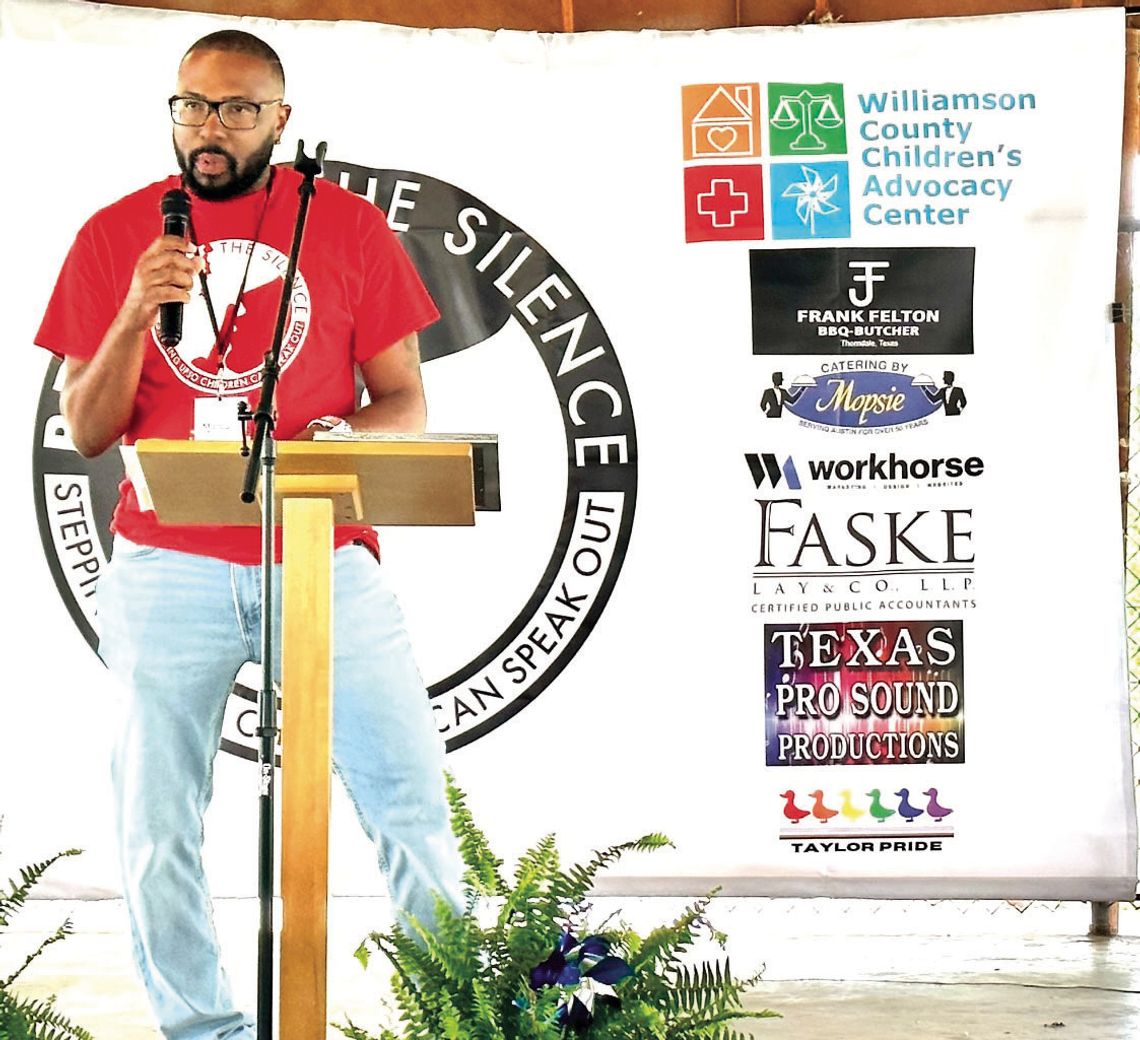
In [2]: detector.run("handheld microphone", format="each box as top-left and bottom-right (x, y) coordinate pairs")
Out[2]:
(158, 189), (192, 347)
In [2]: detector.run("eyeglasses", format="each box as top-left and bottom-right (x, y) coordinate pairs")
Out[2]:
(169, 96), (283, 130)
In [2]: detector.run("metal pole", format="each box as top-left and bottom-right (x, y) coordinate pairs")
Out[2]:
(1097, 22), (1140, 944)
(1090, 901), (1120, 938)
(257, 432), (278, 1039)
(240, 139), (325, 1039)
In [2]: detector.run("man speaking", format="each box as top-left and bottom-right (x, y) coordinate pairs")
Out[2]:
(35, 29), (462, 1040)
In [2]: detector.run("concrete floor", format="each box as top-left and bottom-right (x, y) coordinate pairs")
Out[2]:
(5, 897), (1140, 1039)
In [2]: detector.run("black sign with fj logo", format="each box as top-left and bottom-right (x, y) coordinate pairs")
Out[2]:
(750, 246), (975, 356)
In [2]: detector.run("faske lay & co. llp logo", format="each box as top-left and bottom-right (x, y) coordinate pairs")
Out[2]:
(743, 458), (977, 601)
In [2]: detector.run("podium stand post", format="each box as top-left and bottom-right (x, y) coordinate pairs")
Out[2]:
(279, 495), (334, 1040)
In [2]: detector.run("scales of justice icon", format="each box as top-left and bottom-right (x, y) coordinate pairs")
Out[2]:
(771, 89), (844, 151)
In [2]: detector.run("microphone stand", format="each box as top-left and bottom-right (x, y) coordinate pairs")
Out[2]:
(238, 138), (326, 1040)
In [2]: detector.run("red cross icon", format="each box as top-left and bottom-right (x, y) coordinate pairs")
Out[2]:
(684, 164), (764, 243)
(697, 178), (749, 227)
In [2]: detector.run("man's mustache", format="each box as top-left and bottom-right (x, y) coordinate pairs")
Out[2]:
(188, 146), (237, 172)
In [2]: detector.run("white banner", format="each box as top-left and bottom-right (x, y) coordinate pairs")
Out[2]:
(0, 0), (1133, 900)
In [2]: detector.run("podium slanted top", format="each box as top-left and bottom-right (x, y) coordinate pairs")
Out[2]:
(130, 434), (499, 527)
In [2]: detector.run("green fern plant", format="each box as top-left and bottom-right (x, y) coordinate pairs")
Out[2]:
(0, 837), (93, 1040)
(338, 780), (777, 1040)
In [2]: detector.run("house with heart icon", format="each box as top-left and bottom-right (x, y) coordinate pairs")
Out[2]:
(685, 83), (761, 160)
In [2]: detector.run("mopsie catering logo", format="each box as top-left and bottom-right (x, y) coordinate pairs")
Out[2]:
(759, 368), (967, 431)
(32, 163), (638, 758)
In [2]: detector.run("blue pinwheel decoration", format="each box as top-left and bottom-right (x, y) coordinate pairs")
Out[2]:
(525, 930), (633, 1031)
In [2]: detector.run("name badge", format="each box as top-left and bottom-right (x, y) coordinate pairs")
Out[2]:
(193, 396), (247, 441)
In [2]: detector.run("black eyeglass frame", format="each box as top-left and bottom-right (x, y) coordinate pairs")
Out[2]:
(168, 95), (284, 130)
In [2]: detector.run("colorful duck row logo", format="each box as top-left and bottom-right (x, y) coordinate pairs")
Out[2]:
(780, 787), (953, 824)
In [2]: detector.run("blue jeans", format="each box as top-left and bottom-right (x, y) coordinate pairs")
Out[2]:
(97, 538), (463, 1040)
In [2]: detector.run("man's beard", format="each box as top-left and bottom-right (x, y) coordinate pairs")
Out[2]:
(176, 136), (275, 201)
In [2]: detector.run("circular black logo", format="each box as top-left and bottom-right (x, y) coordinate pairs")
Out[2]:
(32, 165), (637, 756)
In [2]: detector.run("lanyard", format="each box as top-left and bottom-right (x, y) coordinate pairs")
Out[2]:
(185, 168), (276, 396)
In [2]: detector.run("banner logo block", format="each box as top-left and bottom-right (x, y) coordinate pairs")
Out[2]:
(770, 162), (851, 239)
(682, 84), (762, 160)
(751, 246), (976, 354)
(764, 620), (966, 768)
(684, 165), (764, 242)
(777, 785), (956, 854)
(768, 82), (847, 156)
(744, 452), (802, 490)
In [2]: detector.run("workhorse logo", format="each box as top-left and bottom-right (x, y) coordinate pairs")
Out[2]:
(32, 166), (638, 756)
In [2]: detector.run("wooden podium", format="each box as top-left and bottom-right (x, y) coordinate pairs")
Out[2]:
(132, 435), (499, 1040)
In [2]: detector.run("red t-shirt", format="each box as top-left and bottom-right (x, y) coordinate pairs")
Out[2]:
(36, 167), (439, 564)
